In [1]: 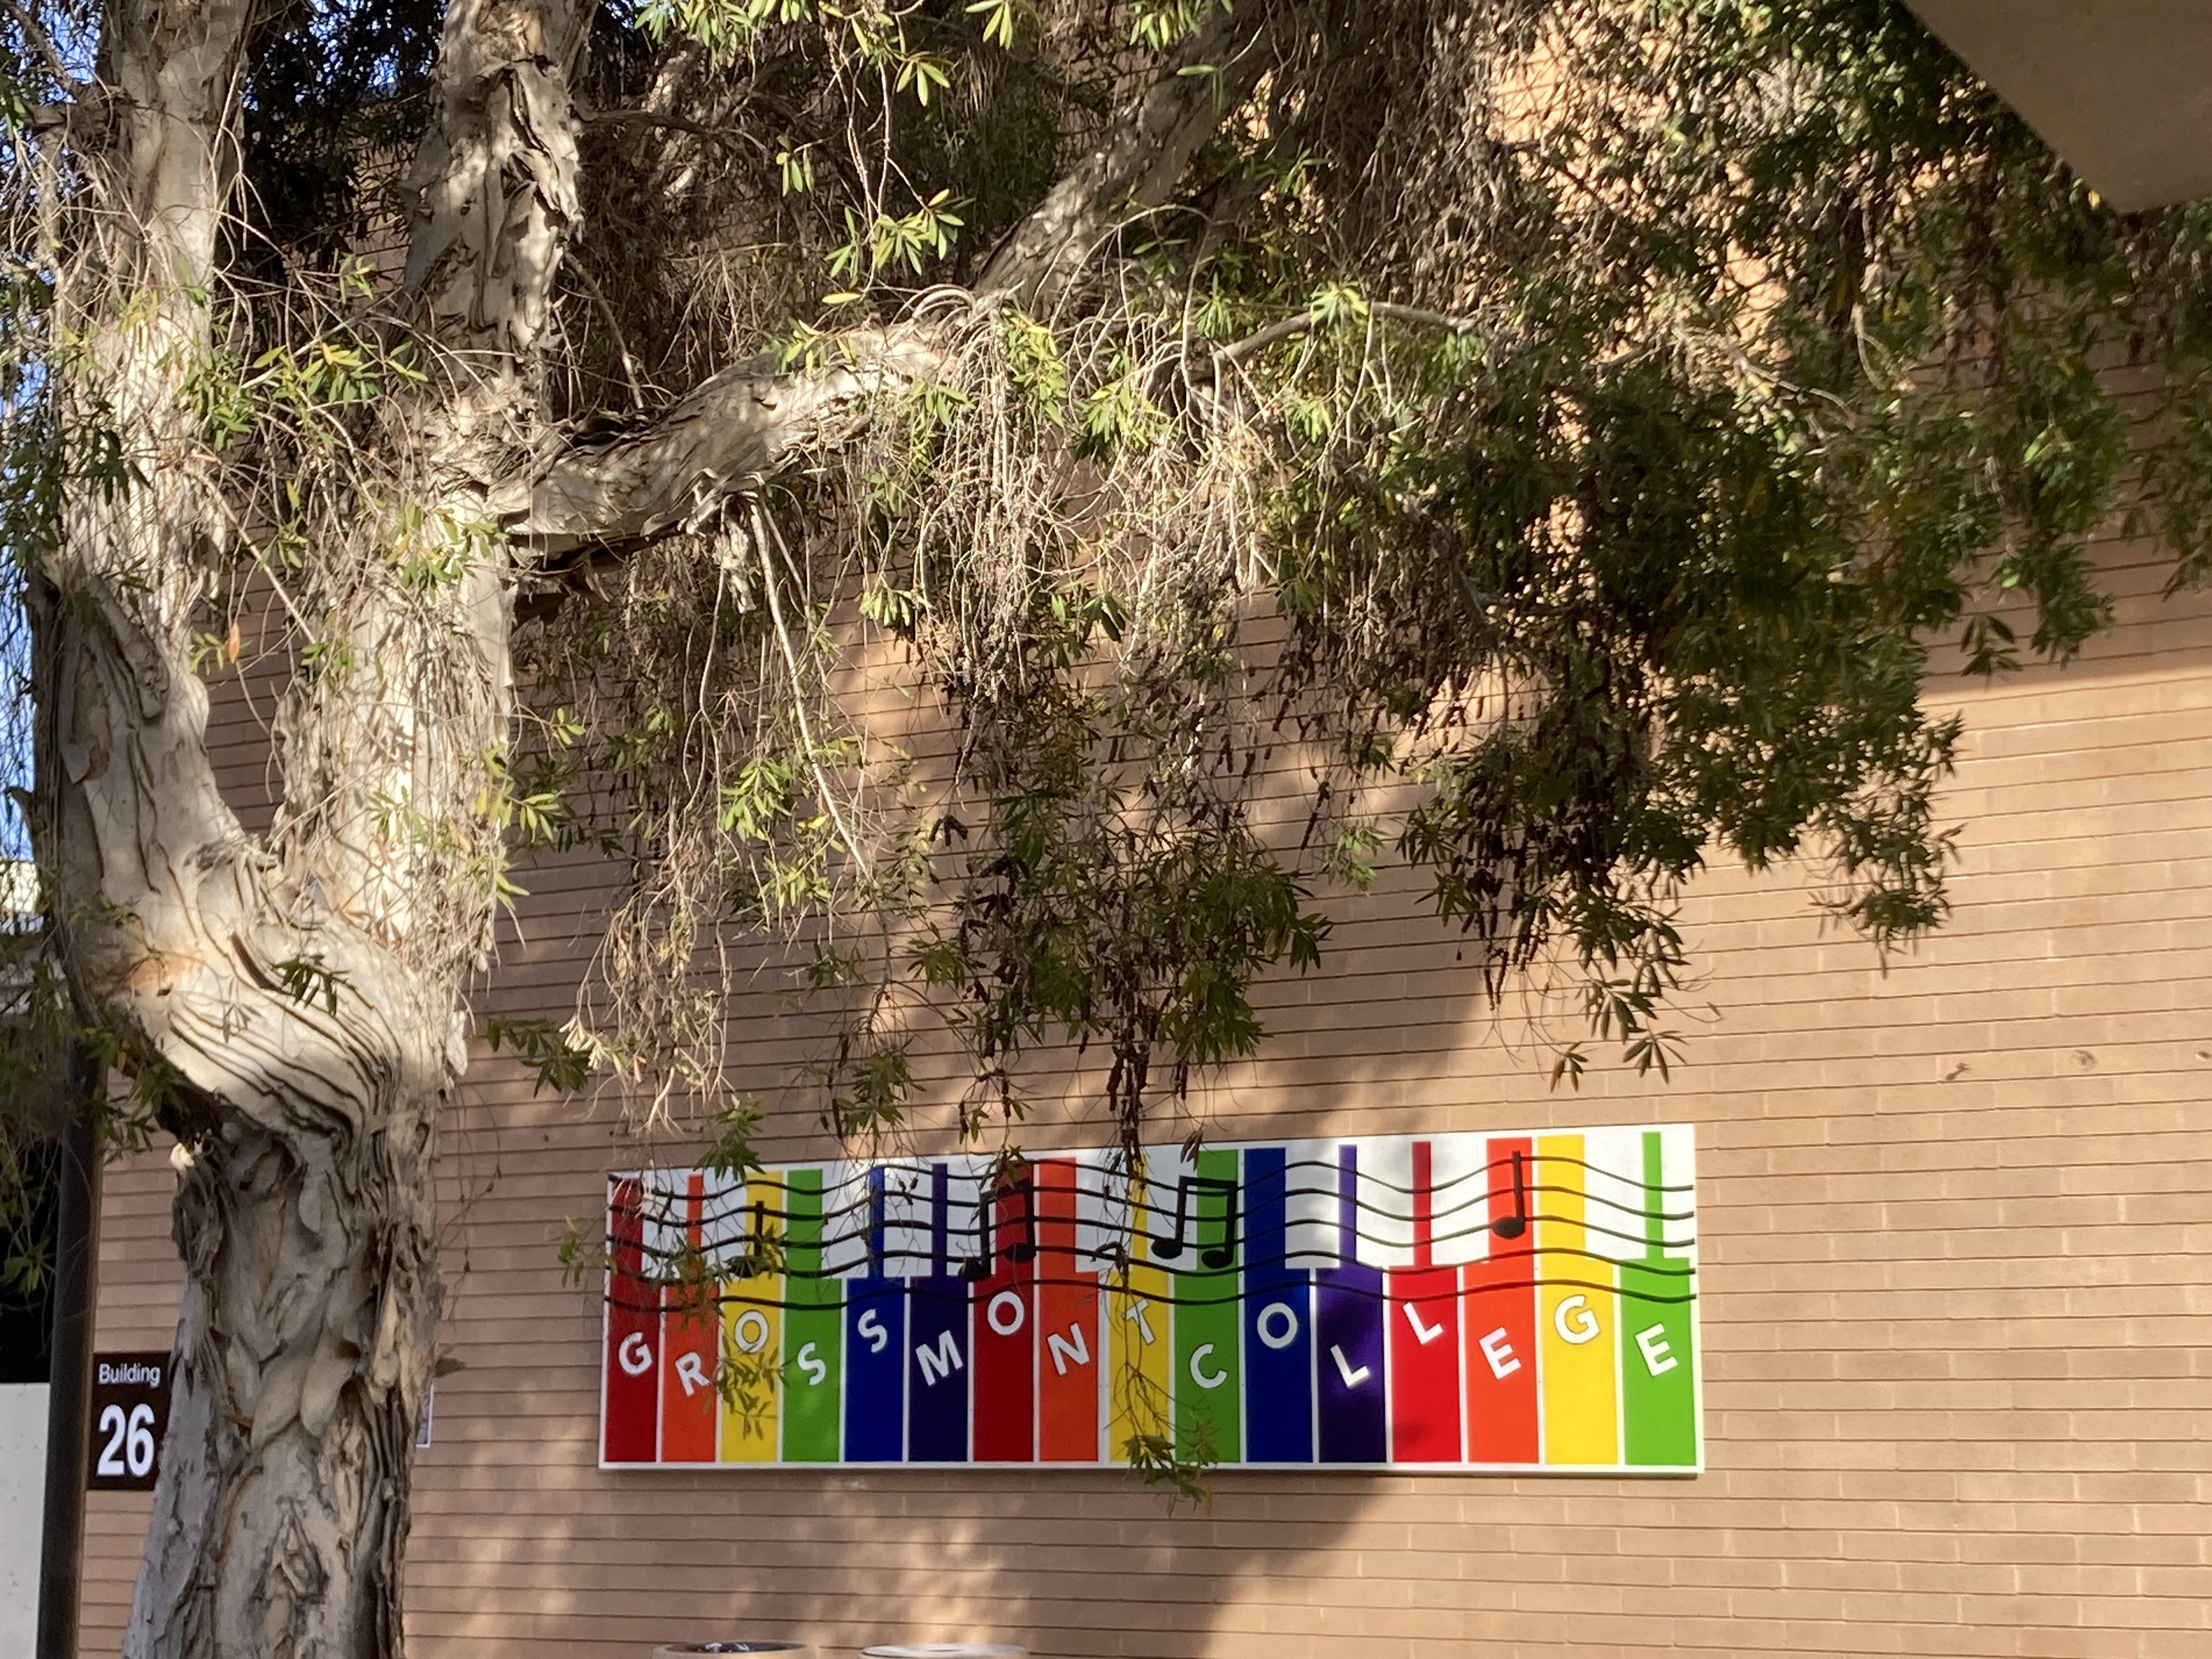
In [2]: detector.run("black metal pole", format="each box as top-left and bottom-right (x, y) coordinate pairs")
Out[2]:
(36, 1045), (102, 1659)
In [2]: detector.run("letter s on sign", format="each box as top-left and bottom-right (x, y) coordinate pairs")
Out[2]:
(857, 1309), (889, 1354)
(796, 1341), (828, 1386)
(617, 1331), (654, 1376)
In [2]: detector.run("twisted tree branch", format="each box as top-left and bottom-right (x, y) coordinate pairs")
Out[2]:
(975, 7), (1274, 305)
(496, 328), (945, 553)
(499, 10), (1276, 558)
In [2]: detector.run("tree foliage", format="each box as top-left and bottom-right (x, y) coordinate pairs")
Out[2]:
(8, 0), (2212, 1173)
(506, 0), (2212, 1137)
(5, 0), (2212, 1605)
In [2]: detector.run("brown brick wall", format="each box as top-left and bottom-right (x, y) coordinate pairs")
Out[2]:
(78, 531), (2212, 1659)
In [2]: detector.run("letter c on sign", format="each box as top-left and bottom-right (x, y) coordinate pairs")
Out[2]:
(1188, 1342), (1228, 1390)
(1255, 1301), (1300, 1351)
(986, 1290), (1026, 1337)
(1554, 1294), (1601, 1345)
(617, 1331), (654, 1376)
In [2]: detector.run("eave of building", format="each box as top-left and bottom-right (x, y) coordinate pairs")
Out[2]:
(1906, 2), (2212, 212)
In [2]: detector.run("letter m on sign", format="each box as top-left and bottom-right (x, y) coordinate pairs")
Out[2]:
(916, 1328), (964, 1387)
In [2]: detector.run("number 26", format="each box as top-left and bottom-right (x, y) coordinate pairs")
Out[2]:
(97, 1402), (156, 1478)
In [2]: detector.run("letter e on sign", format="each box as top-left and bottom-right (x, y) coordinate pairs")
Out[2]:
(88, 1349), (172, 1492)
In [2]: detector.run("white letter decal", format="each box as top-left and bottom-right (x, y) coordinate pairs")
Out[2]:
(1047, 1325), (1091, 1376)
(617, 1331), (654, 1376)
(1634, 1323), (1678, 1376)
(1402, 1301), (1446, 1346)
(733, 1308), (771, 1355)
(1122, 1301), (1157, 1345)
(1329, 1344), (1372, 1389)
(674, 1351), (710, 1396)
(1255, 1301), (1300, 1351)
(1188, 1342), (1228, 1390)
(915, 1328), (964, 1387)
(857, 1309), (889, 1354)
(1479, 1327), (1520, 1380)
(1555, 1295), (1600, 1345)
(796, 1341), (828, 1386)
(986, 1290), (1026, 1338)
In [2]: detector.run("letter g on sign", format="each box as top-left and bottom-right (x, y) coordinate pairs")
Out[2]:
(617, 1331), (654, 1376)
(1554, 1294), (1601, 1346)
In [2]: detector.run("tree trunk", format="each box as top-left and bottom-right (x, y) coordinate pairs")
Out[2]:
(32, 555), (460, 1659)
(26, 1), (1267, 1652)
(129, 1057), (449, 1658)
(31, 4), (584, 1656)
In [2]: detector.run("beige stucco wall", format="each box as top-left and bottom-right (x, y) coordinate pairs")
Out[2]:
(78, 525), (2212, 1659)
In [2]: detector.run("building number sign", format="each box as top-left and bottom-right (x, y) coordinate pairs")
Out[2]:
(87, 1350), (172, 1492)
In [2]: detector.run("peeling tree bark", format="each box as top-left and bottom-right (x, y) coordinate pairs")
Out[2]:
(30, 5), (582, 1659)
(29, 5), (1273, 1656)
(496, 330), (946, 554)
(501, 10), (1277, 562)
(974, 7), (1273, 305)
(493, 8), (1274, 566)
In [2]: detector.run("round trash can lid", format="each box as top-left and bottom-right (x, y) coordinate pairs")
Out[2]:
(860, 1647), (1025, 1658)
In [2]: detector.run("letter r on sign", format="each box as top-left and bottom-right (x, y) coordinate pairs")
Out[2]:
(674, 1352), (710, 1396)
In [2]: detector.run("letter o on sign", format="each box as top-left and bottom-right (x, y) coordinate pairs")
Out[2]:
(733, 1308), (772, 1354)
(1255, 1300), (1300, 1351)
(986, 1290), (1026, 1337)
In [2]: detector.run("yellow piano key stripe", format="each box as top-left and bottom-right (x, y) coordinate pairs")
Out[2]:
(1537, 1134), (1618, 1466)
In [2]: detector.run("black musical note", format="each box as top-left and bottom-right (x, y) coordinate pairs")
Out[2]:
(1490, 1150), (1528, 1242)
(1149, 1175), (1239, 1269)
(960, 1175), (1039, 1279)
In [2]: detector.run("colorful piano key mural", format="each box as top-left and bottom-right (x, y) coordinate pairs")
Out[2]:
(600, 1125), (1700, 1472)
